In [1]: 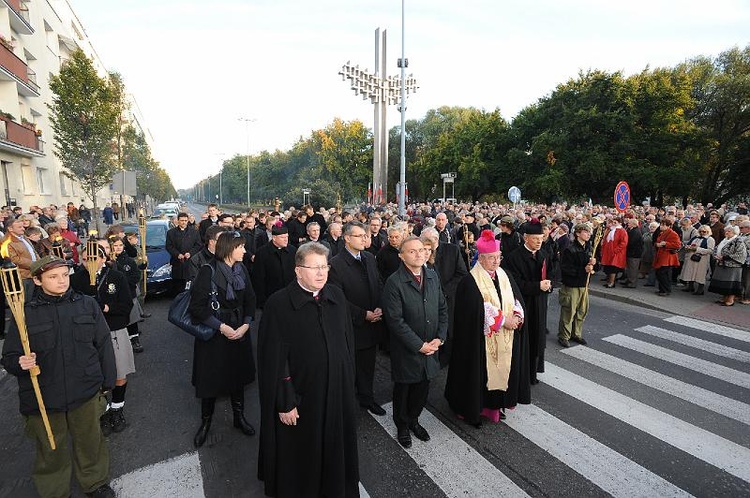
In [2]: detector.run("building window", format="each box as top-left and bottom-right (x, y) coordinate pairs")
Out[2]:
(59, 172), (68, 195)
(35, 167), (47, 194)
(21, 164), (33, 194)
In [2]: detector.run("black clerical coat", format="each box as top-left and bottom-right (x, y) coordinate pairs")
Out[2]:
(257, 282), (359, 498)
(376, 244), (401, 282)
(434, 243), (468, 366)
(445, 272), (530, 425)
(165, 226), (202, 280)
(501, 246), (551, 368)
(251, 242), (297, 308)
(328, 249), (384, 349)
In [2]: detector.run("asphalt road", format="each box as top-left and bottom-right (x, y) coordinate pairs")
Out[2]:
(1, 285), (748, 497)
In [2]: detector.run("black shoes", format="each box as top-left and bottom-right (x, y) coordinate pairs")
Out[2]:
(110, 408), (126, 433)
(409, 423), (430, 442)
(362, 402), (386, 416)
(130, 337), (143, 353)
(558, 338), (570, 348)
(397, 428), (412, 448)
(100, 411), (112, 437)
(233, 411), (256, 436)
(87, 484), (116, 498)
(571, 337), (587, 345)
(141, 312), (152, 319)
(193, 416), (212, 448)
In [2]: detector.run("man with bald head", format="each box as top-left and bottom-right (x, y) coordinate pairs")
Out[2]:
(435, 212), (452, 245)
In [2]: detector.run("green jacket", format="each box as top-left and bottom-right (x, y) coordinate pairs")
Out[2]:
(383, 263), (448, 384)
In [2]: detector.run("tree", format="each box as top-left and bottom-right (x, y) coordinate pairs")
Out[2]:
(49, 49), (120, 230)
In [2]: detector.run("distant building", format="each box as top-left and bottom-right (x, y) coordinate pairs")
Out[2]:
(0, 0), (151, 210)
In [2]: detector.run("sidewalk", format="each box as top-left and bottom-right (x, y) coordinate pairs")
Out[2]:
(588, 279), (750, 332)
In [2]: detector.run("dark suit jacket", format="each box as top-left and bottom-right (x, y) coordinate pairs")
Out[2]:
(366, 231), (387, 255)
(328, 249), (384, 349)
(434, 243), (468, 300)
(251, 242), (297, 307)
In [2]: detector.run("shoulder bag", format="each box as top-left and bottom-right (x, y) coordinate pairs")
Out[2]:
(168, 264), (219, 341)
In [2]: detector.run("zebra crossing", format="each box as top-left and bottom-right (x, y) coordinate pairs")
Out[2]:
(368, 315), (750, 497)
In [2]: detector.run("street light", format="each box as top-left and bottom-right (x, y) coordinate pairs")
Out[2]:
(239, 117), (257, 208)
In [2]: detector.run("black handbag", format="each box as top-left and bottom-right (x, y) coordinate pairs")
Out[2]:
(168, 265), (219, 341)
(690, 253), (702, 262)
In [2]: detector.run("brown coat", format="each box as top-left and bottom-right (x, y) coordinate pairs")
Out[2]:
(2, 234), (39, 279)
(652, 228), (681, 269)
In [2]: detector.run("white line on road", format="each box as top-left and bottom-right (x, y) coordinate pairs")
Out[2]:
(562, 346), (750, 426)
(664, 316), (750, 343)
(603, 334), (750, 389)
(371, 403), (529, 498)
(504, 404), (693, 498)
(111, 451), (204, 498)
(544, 363), (750, 483)
(635, 325), (750, 363)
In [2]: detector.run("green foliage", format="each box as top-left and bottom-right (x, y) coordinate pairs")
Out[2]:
(48, 49), (120, 204)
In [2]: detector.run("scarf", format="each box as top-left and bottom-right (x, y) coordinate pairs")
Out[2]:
(606, 225), (620, 243)
(470, 264), (515, 391)
(218, 261), (245, 301)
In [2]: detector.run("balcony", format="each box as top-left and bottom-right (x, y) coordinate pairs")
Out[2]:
(0, 41), (39, 96)
(3, 0), (33, 35)
(0, 117), (44, 157)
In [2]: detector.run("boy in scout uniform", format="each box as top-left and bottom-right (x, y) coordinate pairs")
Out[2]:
(1, 255), (117, 498)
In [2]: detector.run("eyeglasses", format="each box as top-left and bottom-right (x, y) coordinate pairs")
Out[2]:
(297, 265), (330, 272)
(347, 233), (367, 238)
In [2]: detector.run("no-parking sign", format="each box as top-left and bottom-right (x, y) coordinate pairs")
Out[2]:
(614, 181), (631, 212)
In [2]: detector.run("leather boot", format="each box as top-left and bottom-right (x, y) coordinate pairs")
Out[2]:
(193, 398), (215, 448)
(682, 282), (695, 292)
(693, 284), (705, 295)
(230, 391), (256, 436)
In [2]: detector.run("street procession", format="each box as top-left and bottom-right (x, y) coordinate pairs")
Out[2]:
(0, 1), (749, 498)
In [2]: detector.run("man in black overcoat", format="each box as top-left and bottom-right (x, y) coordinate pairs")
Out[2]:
(198, 203), (220, 241)
(376, 226), (404, 282)
(251, 225), (297, 308)
(501, 219), (552, 385)
(257, 242), (359, 498)
(328, 222), (386, 416)
(286, 211), (308, 248)
(419, 227), (468, 368)
(366, 216), (387, 255)
(166, 212), (203, 292)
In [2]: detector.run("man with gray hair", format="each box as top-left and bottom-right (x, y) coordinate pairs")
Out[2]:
(740, 220), (750, 305)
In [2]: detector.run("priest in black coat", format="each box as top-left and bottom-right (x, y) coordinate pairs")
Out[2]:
(257, 242), (359, 498)
(328, 222), (386, 416)
(445, 230), (529, 427)
(501, 219), (552, 385)
(166, 212), (203, 292)
(251, 224), (297, 308)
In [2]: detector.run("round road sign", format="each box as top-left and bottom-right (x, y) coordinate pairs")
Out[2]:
(614, 181), (630, 212)
(508, 186), (521, 203)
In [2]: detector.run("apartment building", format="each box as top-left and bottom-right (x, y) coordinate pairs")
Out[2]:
(0, 0), (146, 212)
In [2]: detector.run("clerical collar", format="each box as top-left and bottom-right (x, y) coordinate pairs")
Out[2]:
(296, 281), (320, 298)
(524, 244), (536, 255)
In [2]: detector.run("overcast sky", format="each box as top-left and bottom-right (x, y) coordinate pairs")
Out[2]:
(69, 0), (749, 190)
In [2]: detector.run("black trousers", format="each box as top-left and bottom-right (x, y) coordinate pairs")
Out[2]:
(656, 267), (672, 294)
(392, 380), (430, 430)
(355, 346), (377, 406)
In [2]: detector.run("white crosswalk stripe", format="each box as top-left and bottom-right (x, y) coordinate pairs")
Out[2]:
(503, 404), (693, 498)
(635, 325), (750, 362)
(542, 363), (750, 482)
(561, 346), (750, 425)
(603, 334), (750, 389)
(664, 316), (750, 343)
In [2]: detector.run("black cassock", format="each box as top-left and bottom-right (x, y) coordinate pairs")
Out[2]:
(444, 272), (530, 426)
(257, 281), (359, 498)
(502, 246), (551, 381)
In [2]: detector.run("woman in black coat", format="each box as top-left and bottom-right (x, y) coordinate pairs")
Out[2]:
(189, 230), (257, 448)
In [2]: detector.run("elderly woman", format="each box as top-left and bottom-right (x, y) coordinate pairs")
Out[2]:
(677, 218), (699, 285)
(679, 225), (715, 295)
(708, 225), (747, 306)
(601, 217), (628, 288)
(39, 222), (74, 263)
(652, 219), (681, 296)
(640, 221), (659, 284)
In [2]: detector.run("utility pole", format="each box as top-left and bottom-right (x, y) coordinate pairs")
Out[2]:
(239, 117), (257, 208)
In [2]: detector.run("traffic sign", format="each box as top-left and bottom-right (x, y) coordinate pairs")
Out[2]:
(614, 181), (631, 212)
(508, 186), (521, 203)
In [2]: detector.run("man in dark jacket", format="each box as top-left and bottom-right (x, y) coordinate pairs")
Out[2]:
(383, 236), (448, 448)
(366, 216), (387, 255)
(198, 203), (220, 241)
(257, 242), (358, 497)
(621, 218), (643, 288)
(557, 224), (596, 347)
(496, 216), (523, 256)
(376, 225), (404, 282)
(286, 210), (308, 248)
(1, 255), (117, 498)
(303, 204), (328, 234)
(166, 212), (203, 293)
(328, 221), (386, 416)
(251, 224), (297, 308)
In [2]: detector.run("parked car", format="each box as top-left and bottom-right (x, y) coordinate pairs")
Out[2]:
(120, 219), (172, 295)
(150, 207), (178, 220)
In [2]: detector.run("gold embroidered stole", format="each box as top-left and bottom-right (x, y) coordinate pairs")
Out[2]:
(470, 265), (515, 391)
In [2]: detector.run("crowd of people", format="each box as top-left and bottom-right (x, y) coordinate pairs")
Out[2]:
(1, 197), (748, 497)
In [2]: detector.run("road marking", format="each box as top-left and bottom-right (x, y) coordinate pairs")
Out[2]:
(603, 335), (750, 389)
(111, 451), (204, 497)
(504, 404), (693, 498)
(359, 482), (371, 497)
(635, 325), (750, 363)
(544, 363), (750, 483)
(372, 403), (529, 497)
(664, 316), (750, 343)
(562, 346), (750, 425)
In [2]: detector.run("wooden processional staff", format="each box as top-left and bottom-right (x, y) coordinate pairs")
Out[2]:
(86, 231), (100, 287)
(138, 210), (148, 296)
(0, 263), (56, 450)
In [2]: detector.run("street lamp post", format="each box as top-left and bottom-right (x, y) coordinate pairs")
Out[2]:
(239, 117), (257, 208)
(398, 0), (407, 216)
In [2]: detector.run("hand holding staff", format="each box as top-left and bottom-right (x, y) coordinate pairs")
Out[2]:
(1, 263), (56, 450)
(86, 231), (99, 287)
